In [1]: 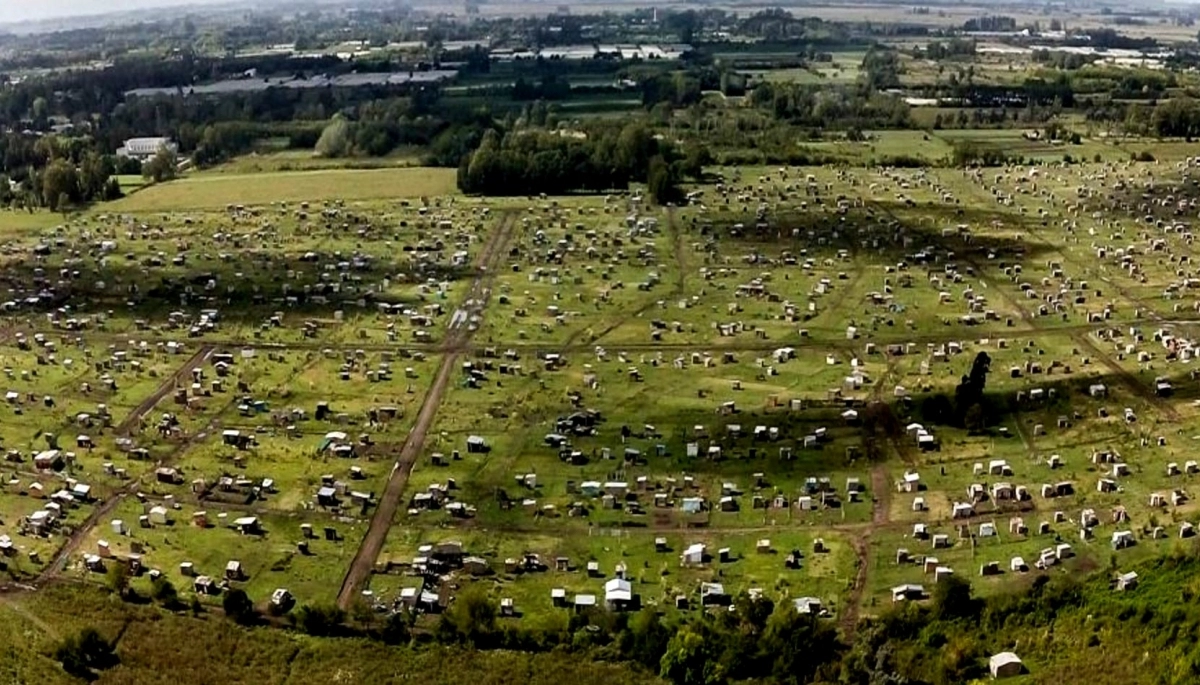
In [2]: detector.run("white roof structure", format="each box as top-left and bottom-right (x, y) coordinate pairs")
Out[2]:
(604, 578), (632, 602)
(988, 652), (1023, 677)
(793, 597), (823, 614)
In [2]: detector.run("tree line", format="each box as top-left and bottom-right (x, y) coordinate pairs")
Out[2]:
(456, 122), (701, 201)
(0, 135), (127, 212)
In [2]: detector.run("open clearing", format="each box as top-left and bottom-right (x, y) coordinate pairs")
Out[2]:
(107, 166), (459, 211)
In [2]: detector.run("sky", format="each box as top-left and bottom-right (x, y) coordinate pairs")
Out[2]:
(0, 0), (229, 26)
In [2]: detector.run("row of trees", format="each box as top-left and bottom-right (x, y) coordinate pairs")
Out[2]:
(916, 38), (976, 60)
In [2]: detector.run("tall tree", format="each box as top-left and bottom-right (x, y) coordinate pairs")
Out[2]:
(315, 115), (352, 158)
(647, 155), (678, 205)
(41, 159), (79, 210)
(142, 146), (179, 183)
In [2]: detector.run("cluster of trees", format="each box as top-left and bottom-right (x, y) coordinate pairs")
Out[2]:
(307, 100), (494, 163)
(749, 82), (911, 129)
(919, 39), (976, 60)
(188, 120), (325, 167)
(142, 146), (180, 184)
(456, 123), (694, 201)
(1068, 27), (1158, 50)
(1031, 49), (1098, 70)
(1127, 97), (1200, 138)
(422, 586), (841, 685)
(918, 79), (1075, 109)
(962, 15), (1017, 32)
(641, 72), (705, 108)
(1068, 66), (1173, 100)
(0, 137), (125, 212)
(734, 10), (850, 43)
(859, 47), (904, 91)
(932, 107), (1057, 129)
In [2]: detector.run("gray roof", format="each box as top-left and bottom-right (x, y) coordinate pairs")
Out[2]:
(126, 70), (458, 98)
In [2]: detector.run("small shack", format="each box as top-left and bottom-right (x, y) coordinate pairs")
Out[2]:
(988, 652), (1023, 679)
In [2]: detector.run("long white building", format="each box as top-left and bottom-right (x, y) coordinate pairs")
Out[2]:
(117, 137), (177, 161)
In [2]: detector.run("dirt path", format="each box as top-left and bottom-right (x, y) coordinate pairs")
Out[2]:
(839, 535), (869, 638)
(114, 345), (215, 434)
(838, 462), (891, 638)
(37, 489), (131, 583)
(336, 212), (516, 610)
(37, 347), (220, 584)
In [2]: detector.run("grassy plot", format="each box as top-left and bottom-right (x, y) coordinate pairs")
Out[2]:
(107, 167), (459, 212)
(164, 350), (441, 513)
(69, 498), (364, 606)
(373, 526), (855, 629)
(402, 347), (875, 530)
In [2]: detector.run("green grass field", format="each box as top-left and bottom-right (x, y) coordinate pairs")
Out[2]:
(107, 167), (459, 212)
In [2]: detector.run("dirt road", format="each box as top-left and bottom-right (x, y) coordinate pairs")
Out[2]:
(114, 345), (215, 434)
(335, 212), (516, 609)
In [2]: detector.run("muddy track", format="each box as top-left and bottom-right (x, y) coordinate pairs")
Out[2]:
(837, 368), (896, 639)
(114, 345), (216, 435)
(839, 535), (870, 638)
(336, 212), (517, 610)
